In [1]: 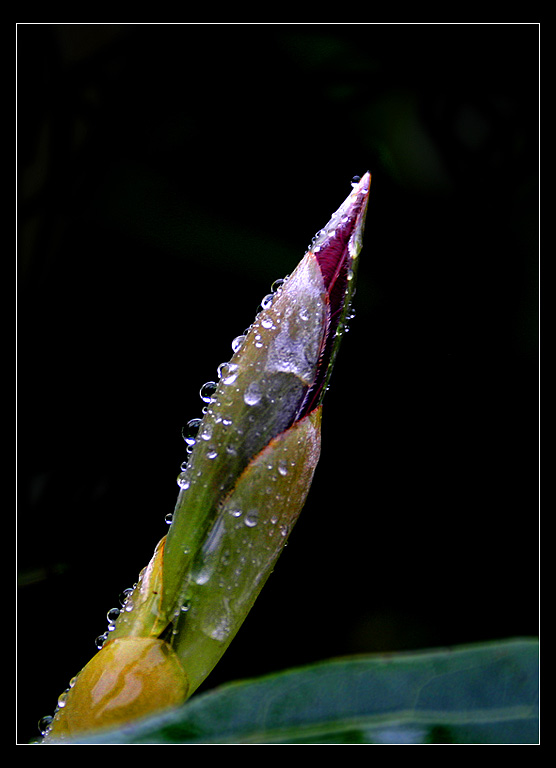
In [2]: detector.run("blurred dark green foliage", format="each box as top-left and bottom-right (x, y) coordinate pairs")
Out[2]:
(17, 24), (538, 744)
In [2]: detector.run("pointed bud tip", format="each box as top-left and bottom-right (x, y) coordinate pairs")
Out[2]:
(308, 172), (370, 317)
(309, 172), (370, 296)
(296, 173), (371, 418)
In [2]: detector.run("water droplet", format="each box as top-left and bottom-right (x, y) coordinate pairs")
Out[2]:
(206, 448), (218, 459)
(182, 417), (202, 444)
(220, 362), (239, 385)
(221, 549), (231, 566)
(38, 715), (53, 736)
(351, 175), (361, 187)
(271, 278), (285, 293)
(244, 510), (259, 527)
(57, 690), (69, 709)
(119, 587), (134, 606)
(177, 472), (190, 490)
(107, 607), (120, 624)
(278, 460), (289, 476)
(229, 508), (242, 518)
(261, 316), (274, 329)
(95, 633), (108, 649)
(165, 512), (173, 525)
(200, 381), (217, 403)
(231, 334), (246, 353)
(260, 293), (274, 310)
(194, 568), (211, 585)
(244, 381), (262, 406)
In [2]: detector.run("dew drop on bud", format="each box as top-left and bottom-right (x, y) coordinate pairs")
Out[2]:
(231, 335), (246, 353)
(278, 460), (289, 476)
(220, 362), (239, 385)
(177, 472), (190, 490)
(244, 381), (262, 406)
(38, 715), (53, 736)
(200, 381), (217, 403)
(182, 418), (202, 445)
(119, 587), (134, 606)
(244, 510), (259, 527)
(260, 293), (274, 310)
(57, 690), (68, 709)
(95, 633), (108, 649)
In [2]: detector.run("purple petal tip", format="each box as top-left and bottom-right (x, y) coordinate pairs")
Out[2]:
(310, 172), (370, 316)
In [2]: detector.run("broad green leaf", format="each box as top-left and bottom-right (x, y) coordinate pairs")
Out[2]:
(66, 638), (538, 744)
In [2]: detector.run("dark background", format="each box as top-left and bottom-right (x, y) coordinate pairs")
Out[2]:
(17, 24), (539, 743)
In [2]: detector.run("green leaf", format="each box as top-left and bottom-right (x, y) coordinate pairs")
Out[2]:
(67, 638), (539, 744)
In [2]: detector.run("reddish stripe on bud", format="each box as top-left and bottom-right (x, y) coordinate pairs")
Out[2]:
(298, 173), (370, 418)
(314, 173), (370, 321)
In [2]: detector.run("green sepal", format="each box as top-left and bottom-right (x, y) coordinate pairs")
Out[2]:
(170, 405), (322, 695)
(161, 252), (328, 626)
(107, 535), (169, 642)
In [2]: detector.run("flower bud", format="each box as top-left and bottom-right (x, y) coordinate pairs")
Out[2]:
(43, 173), (370, 739)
